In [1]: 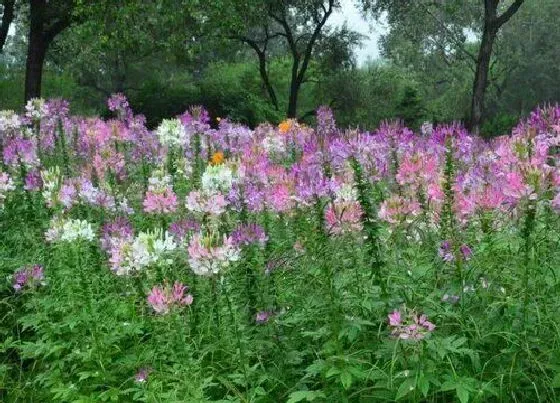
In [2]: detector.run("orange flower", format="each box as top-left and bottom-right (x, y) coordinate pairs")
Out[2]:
(278, 119), (293, 134)
(210, 151), (225, 165)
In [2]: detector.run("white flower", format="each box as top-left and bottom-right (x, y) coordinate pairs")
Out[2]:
(41, 166), (62, 207)
(111, 229), (177, 276)
(262, 134), (286, 154)
(334, 182), (358, 203)
(156, 118), (186, 147)
(0, 110), (22, 131)
(25, 98), (48, 120)
(201, 164), (234, 193)
(0, 172), (15, 209)
(45, 217), (96, 242)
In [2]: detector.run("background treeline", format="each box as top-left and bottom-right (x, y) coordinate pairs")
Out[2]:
(1, 0), (559, 136)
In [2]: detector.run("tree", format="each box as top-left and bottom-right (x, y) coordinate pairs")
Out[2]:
(360, 0), (525, 133)
(206, 0), (349, 119)
(470, 0), (524, 134)
(24, 0), (74, 101)
(0, 0), (16, 53)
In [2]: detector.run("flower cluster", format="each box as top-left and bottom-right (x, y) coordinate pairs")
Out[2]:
(230, 223), (268, 247)
(438, 241), (473, 262)
(143, 171), (178, 214)
(156, 118), (186, 147)
(0, 171), (15, 209)
(12, 265), (45, 291)
(187, 233), (240, 276)
(147, 281), (193, 314)
(109, 229), (177, 276)
(388, 309), (436, 341)
(45, 217), (96, 242)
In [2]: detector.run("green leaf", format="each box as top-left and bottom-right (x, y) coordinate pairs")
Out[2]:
(340, 370), (353, 390)
(286, 390), (327, 403)
(396, 377), (416, 400)
(456, 385), (470, 403)
(552, 373), (560, 388)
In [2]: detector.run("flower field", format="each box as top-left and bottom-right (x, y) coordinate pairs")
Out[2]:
(1, 95), (560, 402)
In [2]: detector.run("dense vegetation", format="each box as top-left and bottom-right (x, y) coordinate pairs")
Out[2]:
(2, 1), (559, 135)
(1, 96), (560, 402)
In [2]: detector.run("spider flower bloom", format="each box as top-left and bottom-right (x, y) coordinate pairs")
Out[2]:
(156, 118), (186, 147)
(109, 229), (177, 276)
(0, 172), (15, 209)
(147, 281), (193, 314)
(255, 311), (274, 324)
(143, 188), (178, 214)
(100, 218), (134, 251)
(134, 367), (152, 383)
(230, 223), (268, 247)
(24, 170), (43, 192)
(185, 190), (228, 216)
(187, 233), (240, 276)
(12, 265), (44, 291)
(45, 217), (96, 243)
(553, 192), (560, 212)
(201, 164), (234, 194)
(168, 219), (201, 243)
(324, 201), (363, 235)
(3, 136), (39, 167)
(378, 195), (421, 224)
(388, 309), (435, 341)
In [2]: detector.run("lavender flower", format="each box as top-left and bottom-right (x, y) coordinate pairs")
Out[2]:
(230, 223), (268, 247)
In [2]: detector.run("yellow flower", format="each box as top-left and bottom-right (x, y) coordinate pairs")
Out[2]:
(210, 151), (225, 166)
(278, 119), (294, 134)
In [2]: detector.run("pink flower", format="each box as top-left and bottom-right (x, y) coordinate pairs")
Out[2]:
(388, 310), (401, 326)
(143, 188), (178, 214)
(266, 183), (293, 212)
(324, 201), (363, 235)
(147, 281), (193, 315)
(147, 286), (169, 314)
(388, 308), (435, 341)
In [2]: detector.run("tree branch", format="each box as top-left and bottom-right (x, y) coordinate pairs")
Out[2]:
(496, 0), (525, 28)
(0, 0), (15, 53)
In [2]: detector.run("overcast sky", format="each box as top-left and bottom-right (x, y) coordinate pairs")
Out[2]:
(329, 0), (387, 65)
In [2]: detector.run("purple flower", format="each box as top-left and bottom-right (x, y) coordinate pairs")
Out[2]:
(24, 170), (43, 191)
(134, 367), (152, 383)
(168, 219), (201, 243)
(438, 240), (454, 262)
(255, 311), (273, 324)
(12, 265), (44, 291)
(100, 218), (134, 250)
(230, 223), (268, 247)
(460, 244), (473, 260)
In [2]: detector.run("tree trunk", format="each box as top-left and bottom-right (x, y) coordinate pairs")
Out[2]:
(25, 0), (47, 101)
(0, 0), (15, 53)
(470, 24), (497, 135)
(287, 81), (300, 119)
(25, 31), (48, 101)
(257, 51), (278, 110)
(287, 59), (300, 118)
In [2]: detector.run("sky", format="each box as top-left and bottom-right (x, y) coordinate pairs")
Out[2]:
(329, 0), (387, 65)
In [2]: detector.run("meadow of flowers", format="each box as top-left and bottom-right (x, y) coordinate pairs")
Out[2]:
(1, 95), (560, 402)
